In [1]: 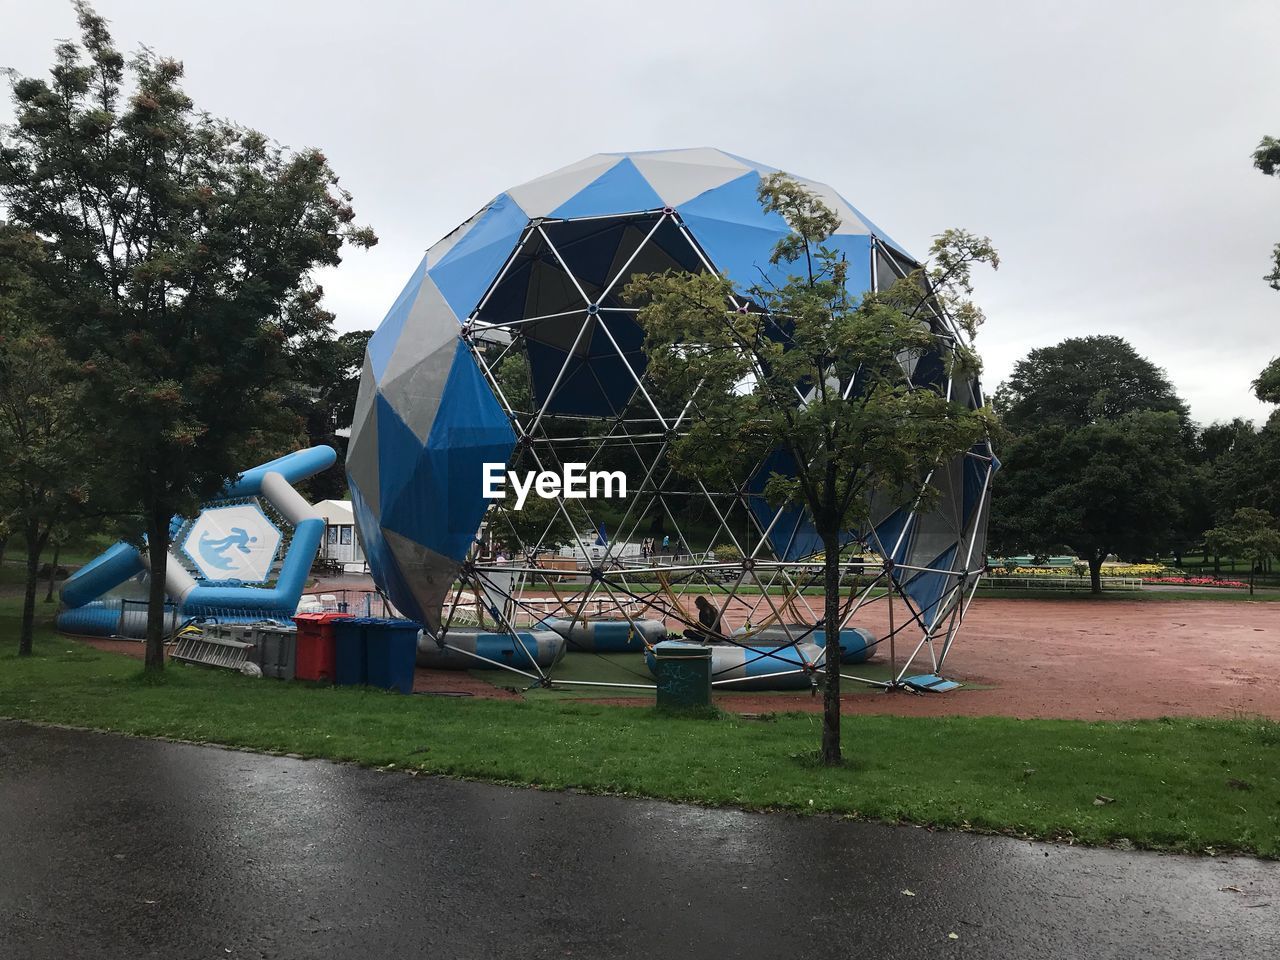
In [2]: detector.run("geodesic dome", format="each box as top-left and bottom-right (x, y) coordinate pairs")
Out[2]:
(347, 148), (996, 688)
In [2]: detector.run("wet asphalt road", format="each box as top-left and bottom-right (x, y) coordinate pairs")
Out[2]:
(0, 722), (1277, 960)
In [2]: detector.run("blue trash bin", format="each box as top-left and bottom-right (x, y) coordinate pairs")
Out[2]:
(333, 617), (371, 686)
(363, 618), (422, 694)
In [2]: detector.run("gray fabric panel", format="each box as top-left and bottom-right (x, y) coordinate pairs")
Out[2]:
(383, 528), (460, 633)
(425, 203), (489, 269)
(345, 383), (381, 516)
(380, 339), (459, 444)
(605, 226), (688, 290)
(527, 312), (591, 354)
(903, 524), (959, 579)
(525, 258), (587, 318)
(875, 251), (902, 291)
(793, 177), (872, 236)
(380, 274), (459, 386)
(350, 354), (376, 434)
(507, 154), (621, 219)
(631, 149), (750, 207)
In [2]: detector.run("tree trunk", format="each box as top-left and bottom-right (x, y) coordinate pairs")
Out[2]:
(44, 542), (61, 603)
(0, 535), (7, 568)
(820, 531), (842, 766)
(1249, 566), (1255, 596)
(144, 518), (171, 672)
(1088, 555), (1103, 595)
(19, 524), (49, 656)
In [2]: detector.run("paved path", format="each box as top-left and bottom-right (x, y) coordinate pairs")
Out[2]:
(1, 722), (1277, 959)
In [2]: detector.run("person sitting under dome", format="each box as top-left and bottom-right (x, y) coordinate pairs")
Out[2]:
(683, 595), (723, 644)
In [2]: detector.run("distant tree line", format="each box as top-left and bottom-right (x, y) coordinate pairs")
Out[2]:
(989, 335), (1280, 591)
(990, 134), (1280, 591)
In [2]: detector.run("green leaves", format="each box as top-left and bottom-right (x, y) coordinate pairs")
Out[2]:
(1253, 357), (1280, 406)
(0, 4), (377, 538)
(1205, 508), (1280, 570)
(995, 336), (1190, 434)
(627, 174), (995, 541)
(994, 408), (1194, 564)
(1254, 135), (1280, 290)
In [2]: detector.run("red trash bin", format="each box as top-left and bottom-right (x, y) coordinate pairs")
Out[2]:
(293, 612), (353, 682)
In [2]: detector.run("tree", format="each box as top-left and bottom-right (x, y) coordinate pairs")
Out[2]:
(996, 411), (1192, 591)
(997, 335), (1190, 431)
(992, 337), (1196, 592)
(1253, 134), (1280, 291)
(1205, 508), (1280, 595)
(627, 175), (995, 765)
(0, 234), (102, 653)
(0, 3), (374, 669)
(1253, 358), (1280, 406)
(284, 328), (371, 501)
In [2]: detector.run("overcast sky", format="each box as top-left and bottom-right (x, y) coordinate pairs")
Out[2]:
(3, 0), (1278, 425)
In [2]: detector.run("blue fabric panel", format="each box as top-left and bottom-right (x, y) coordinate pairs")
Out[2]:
(746, 446), (862, 562)
(904, 673), (961, 692)
(869, 508), (912, 565)
(900, 543), (959, 629)
(550, 157), (665, 219)
(677, 172), (790, 290)
(349, 476), (424, 624)
(746, 448), (816, 561)
(381, 348), (516, 563)
(428, 193), (529, 320)
(813, 234), (875, 302)
(368, 255), (428, 381)
(961, 444), (991, 532)
(524, 334), (639, 417)
(679, 174), (879, 305)
(375, 390), (428, 523)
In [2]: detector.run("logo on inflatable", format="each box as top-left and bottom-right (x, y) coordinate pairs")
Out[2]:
(181, 503), (282, 583)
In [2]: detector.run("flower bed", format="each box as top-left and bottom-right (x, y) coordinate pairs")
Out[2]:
(1142, 576), (1249, 589)
(998, 564), (1166, 577)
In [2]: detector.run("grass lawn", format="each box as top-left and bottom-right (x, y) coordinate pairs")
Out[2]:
(2, 596), (1278, 857)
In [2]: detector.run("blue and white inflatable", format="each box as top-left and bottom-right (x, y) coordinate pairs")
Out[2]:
(57, 446), (336, 638)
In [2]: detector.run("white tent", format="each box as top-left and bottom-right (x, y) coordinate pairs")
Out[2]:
(314, 499), (365, 567)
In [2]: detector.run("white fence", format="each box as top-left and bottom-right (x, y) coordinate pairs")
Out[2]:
(981, 576), (1143, 592)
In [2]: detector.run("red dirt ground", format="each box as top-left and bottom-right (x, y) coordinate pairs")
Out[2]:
(79, 598), (1280, 721)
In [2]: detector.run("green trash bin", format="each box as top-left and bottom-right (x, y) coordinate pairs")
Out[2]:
(652, 640), (713, 711)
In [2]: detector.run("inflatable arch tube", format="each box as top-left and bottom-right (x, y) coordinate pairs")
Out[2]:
(57, 446), (336, 636)
(539, 618), (666, 652)
(731, 625), (875, 664)
(56, 599), (289, 640)
(418, 628), (565, 671)
(646, 642), (826, 691)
